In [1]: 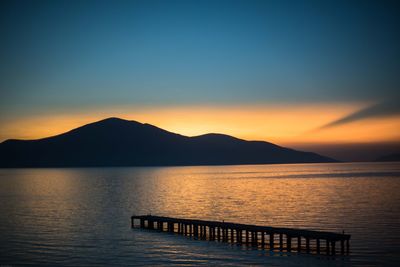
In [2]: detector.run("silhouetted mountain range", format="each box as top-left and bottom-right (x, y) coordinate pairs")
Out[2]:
(375, 153), (400, 162)
(0, 117), (336, 167)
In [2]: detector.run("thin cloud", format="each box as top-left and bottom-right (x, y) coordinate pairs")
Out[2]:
(318, 100), (400, 130)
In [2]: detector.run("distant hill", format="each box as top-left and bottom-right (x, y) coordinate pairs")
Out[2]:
(375, 153), (400, 162)
(0, 117), (336, 167)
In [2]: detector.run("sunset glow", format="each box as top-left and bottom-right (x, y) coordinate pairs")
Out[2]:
(1, 102), (399, 146)
(2, 1), (400, 266)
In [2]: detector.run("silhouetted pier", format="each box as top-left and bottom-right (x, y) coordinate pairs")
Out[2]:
(131, 215), (350, 255)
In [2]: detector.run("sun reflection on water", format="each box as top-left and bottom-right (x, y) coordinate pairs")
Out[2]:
(0, 162), (399, 266)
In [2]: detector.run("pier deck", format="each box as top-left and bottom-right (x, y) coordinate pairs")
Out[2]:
(131, 215), (350, 255)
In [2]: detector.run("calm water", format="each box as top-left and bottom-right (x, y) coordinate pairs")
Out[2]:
(0, 162), (399, 266)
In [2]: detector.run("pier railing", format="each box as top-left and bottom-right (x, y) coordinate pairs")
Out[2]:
(131, 215), (350, 255)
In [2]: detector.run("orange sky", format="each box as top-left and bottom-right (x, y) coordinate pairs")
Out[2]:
(1, 103), (399, 146)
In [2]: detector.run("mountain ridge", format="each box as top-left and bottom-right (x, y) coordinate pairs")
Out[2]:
(0, 117), (337, 167)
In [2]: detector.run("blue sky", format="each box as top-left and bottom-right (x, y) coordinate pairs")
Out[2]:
(1, 0), (399, 115)
(1, 0), (400, 161)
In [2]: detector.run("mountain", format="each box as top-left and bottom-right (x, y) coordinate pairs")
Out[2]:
(0, 117), (336, 167)
(375, 153), (400, 162)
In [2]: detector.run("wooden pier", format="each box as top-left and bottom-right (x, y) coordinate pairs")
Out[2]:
(131, 215), (350, 255)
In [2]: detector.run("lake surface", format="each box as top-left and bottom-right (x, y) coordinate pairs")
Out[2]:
(0, 162), (399, 266)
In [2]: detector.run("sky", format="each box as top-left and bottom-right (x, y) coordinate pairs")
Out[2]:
(1, 0), (400, 161)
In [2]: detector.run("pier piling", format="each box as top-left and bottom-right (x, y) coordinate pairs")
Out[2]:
(131, 215), (350, 256)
